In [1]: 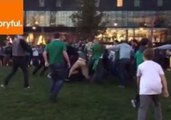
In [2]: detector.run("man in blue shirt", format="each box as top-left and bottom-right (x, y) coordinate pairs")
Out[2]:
(110, 41), (134, 87)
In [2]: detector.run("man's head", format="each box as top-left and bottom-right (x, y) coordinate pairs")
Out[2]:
(143, 48), (154, 60)
(54, 32), (61, 39)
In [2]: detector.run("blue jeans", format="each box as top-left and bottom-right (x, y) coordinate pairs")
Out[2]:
(49, 63), (65, 100)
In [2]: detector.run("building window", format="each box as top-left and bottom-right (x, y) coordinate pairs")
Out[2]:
(157, 0), (163, 7)
(56, 0), (62, 7)
(117, 0), (123, 7)
(95, 0), (100, 7)
(39, 0), (45, 7)
(134, 0), (140, 7)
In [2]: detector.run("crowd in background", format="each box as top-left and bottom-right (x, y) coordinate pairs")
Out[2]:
(0, 36), (171, 81)
(0, 33), (169, 120)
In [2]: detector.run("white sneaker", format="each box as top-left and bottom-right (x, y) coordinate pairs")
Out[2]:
(0, 84), (6, 88)
(47, 74), (51, 79)
(24, 86), (31, 89)
(131, 99), (136, 108)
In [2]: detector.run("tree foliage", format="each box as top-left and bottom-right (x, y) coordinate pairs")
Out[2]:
(71, 0), (108, 39)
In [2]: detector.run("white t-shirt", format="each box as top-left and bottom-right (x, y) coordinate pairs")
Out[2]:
(32, 48), (39, 57)
(137, 60), (164, 95)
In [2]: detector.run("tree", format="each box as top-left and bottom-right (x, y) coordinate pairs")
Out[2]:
(154, 16), (168, 28)
(71, 0), (108, 40)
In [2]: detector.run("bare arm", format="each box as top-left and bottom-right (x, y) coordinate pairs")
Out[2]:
(63, 51), (71, 68)
(43, 51), (49, 67)
(136, 66), (141, 89)
(137, 76), (140, 88)
(160, 75), (169, 97)
(108, 44), (120, 51)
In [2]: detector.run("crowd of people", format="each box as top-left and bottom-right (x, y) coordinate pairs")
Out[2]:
(0, 33), (170, 120)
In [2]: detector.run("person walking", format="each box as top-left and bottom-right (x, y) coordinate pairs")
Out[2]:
(137, 48), (169, 120)
(43, 32), (71, 102)
(1, 35), (32, 88)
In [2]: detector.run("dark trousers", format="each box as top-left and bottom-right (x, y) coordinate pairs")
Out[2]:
(32, 56), (48, 76)
(118, 58), (132, 86)
(4, 57), (29, 87)
(138, 95), (162, 120)
(32, 65), (48, 76)
(49, 63), (65, 100)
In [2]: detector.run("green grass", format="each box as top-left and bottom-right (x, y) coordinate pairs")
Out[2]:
(0, 67), (171, 120)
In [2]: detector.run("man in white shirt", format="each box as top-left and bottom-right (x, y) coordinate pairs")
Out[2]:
(137, 48), (169, 120)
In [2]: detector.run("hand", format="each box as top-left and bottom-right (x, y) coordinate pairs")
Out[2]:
(163, 90), (169, 98)
(166, 50), (171, 56)
(67, 62), (71, 68)
(45, 61), (49, 67)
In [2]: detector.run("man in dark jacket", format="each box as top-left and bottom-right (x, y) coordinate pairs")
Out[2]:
(1, 35), (32, 88)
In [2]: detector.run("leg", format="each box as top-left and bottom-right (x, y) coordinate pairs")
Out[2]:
(32, 64), (42, 75)
(52, 80), (64, 97)
(69, 60), (81, 77)
(3, 59), (18, 86)
(138, 95), (152, 120)
(39, 66), (48, 76)
(118, 60), (127, 86)
(0, 56), (3, 67)
(80, 63), (89, 80)
(49, 64), (65, 101)
(20, 59), (29, 87)
(88, 59), (95, 77)
(152, 95), (162, 120)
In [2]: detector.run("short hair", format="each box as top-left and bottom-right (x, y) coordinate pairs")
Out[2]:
(54, 32), (60, 39)
(140, 38), (149, 46)
(143, 48), (154, 60)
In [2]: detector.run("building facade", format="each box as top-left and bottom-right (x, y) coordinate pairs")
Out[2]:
(24, 0), (171, 43)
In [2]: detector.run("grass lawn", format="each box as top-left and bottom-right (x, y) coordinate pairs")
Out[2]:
(0, 67), (171, 120)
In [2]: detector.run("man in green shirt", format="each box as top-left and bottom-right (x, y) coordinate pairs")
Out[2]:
(43, 33), (70, 102)
(135, 46), (146, 69)
(89, 39), (104, 81)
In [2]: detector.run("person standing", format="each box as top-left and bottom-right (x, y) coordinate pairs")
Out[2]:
(137, 48), (169, 120)
(110, 41), (134, 87)
(1, 35), (32, 88)
(43, 33), (71, 102)
(88, 39), (104, 82)
(32, 45), (48, 76)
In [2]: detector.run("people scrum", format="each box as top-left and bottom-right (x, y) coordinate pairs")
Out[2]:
(0, 33), (169, 102)
(0, 34), (170, 84)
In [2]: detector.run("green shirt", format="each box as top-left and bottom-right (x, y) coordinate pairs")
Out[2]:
(91, 43), (103, 60)
(135, 50), (144, 68)
(45, 40), (66, 64)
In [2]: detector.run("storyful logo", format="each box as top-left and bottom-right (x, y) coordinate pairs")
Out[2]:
(0, 0), (23, 34)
